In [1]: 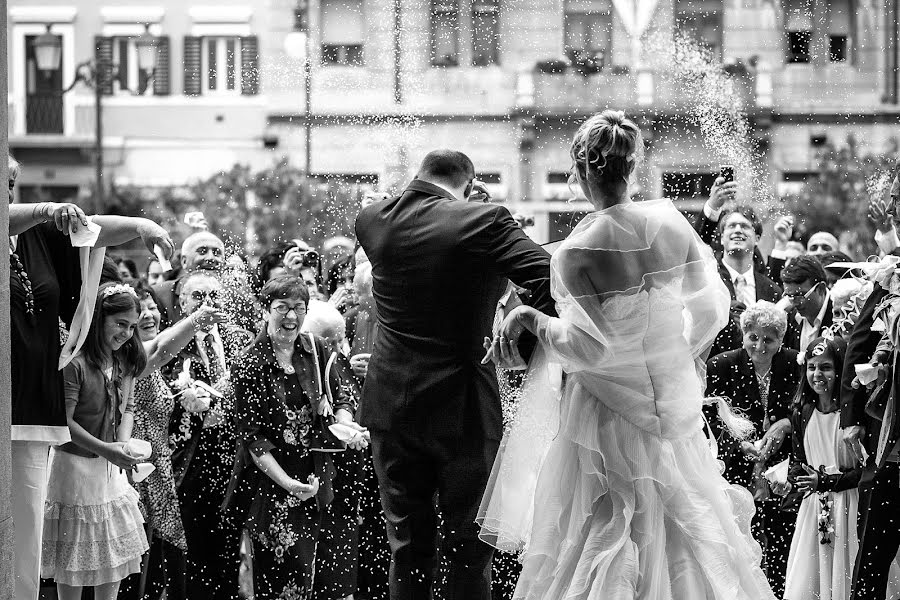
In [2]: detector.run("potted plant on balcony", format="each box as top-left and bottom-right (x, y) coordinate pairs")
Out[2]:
(535, 58), (569, 74)
(432, 54), (460, 68)
(566, 48), (604, 76)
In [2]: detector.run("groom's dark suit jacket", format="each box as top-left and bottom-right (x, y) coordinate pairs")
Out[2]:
(355, 179), (554, 441)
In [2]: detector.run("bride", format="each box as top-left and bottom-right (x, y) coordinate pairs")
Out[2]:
(480, 110), (775, 599)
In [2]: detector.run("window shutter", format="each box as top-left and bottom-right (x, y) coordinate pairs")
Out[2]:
(94, 36), (115, 96)
(240, 36), (259, 96)
(184, 36), (202, 96)
(153, 36), (171, 95)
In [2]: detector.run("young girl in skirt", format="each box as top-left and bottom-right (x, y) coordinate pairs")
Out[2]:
(42, 282), (150, 599)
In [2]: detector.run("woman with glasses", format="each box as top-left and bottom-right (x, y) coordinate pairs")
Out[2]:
(705, 301), (801, 597)
(224, 275), (367, 599)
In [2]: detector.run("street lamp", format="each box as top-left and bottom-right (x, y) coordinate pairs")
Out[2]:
(32, 24), (159, 208)
(285, 0), (312, 191)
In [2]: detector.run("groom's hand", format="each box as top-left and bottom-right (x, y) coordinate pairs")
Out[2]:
(482, 336), (527, 370)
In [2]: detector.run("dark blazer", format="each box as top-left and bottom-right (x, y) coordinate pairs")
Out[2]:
(705, 347), (801, 489)
(782, 298), (835, 352)
(354, 180), (554, 441)
(840, 286), (890, 450)
(788, 401), (861, 494)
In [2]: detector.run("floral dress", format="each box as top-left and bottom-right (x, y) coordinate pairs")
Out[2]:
(245, 372), (321, 599)
(132, 369), (187, 550)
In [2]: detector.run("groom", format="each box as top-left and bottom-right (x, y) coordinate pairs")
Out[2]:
(355, 150), (554, 600)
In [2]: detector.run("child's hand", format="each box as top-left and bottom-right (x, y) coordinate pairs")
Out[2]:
(103, 442), (140, 471)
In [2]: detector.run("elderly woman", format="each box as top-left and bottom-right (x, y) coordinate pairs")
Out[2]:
(225, 276), (366, 599)
(705, 300), (801, 598)
(302, 300), (366, 600)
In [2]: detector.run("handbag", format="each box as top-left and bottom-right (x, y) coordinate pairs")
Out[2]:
(307, 333), (346, 453)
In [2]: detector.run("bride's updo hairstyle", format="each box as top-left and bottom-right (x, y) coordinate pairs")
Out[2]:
(569, 110), (643, 192)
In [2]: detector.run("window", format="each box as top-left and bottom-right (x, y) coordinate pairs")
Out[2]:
(785, 1), (813, 63)
(564, 0), (612, 68)
(472, 0), (500, 66)
(778, 171), (817, 197)
(674, 0), (723, 60)
(828, 0), (851, 62)
(321, 0), (364, 66)
(184, 35), (258, 96)
(662, 172), (718, 201)
(431, 0), (460, 67)
(202, 37), (242, 94)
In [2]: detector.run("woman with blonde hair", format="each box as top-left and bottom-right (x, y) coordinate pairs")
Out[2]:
(480, 111), (776, 599)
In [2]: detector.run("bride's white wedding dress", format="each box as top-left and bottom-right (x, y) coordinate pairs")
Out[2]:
(478, 199), (775, 600)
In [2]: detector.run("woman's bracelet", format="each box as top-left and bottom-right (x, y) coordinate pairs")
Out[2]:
(189, 312), (202, 333)
(31, 202), (52, 223)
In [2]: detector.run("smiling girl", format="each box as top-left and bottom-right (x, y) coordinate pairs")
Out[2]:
(41, 282), (150, 600)
(778, 336), (874, 600)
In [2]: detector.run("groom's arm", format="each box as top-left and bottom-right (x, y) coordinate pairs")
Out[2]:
(465, 205), (554, 318)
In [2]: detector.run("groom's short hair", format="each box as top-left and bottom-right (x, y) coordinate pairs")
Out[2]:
(417, 150), (475, 188)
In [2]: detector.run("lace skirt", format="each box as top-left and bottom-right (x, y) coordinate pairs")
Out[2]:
(42, 448), (149, 586)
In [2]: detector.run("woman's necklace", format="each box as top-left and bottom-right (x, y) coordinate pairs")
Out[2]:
(755, 367), (772, 412)
(273, 346), (296, 374)
(10, 241), (34, 316)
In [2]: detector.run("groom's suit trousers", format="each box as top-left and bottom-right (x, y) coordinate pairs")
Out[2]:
(371, 429), (500, 600)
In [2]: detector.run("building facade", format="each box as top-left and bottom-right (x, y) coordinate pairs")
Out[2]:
(8, 0), (900, 243)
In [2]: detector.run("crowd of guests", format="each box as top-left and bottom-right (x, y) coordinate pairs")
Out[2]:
(12, 137), (900, 600)
(9, 148), (392, 600)
(698, 167), (900, 600)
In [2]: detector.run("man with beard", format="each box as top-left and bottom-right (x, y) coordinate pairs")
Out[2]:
(167, 271), (252, 600)
(154, 230), (225, 326)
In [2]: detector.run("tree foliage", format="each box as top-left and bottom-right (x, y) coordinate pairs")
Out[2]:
(783, 135), (899, 258)
(110, 158), (366, 259)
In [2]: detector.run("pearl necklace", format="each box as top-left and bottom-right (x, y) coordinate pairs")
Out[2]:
(10, 243), (34, 316)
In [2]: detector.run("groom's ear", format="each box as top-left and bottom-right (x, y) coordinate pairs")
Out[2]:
(463, 180), (473, 199)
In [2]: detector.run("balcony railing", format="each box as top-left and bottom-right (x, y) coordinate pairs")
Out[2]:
(521, 68), (759, 115)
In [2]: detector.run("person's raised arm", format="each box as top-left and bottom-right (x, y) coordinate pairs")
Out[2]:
(140, 306), (226, 377)
(9, 202), (89, 236)
(91, 215), (174, 258)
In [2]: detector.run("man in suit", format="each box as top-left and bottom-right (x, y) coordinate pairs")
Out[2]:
(845, 166), (900, 600)
(154, 230), (225, 326)
(166, 270), (253, 600)
(700, 203), (782, 357)
(780, 256), (834, 351)
(355, 150), (554, 600)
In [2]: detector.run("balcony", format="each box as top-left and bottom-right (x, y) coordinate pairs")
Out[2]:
(522, 67), (759, 117)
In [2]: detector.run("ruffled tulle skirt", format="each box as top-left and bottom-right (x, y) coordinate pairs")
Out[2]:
(511, 380), (775, 600)
(42, 449), (149, 586)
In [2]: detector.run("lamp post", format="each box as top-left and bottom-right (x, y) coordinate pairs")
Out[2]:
(32, 24), (159, 209)
(285, 0), (312, 189)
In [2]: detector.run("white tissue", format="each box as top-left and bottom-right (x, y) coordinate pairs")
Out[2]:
(69, 217), (102, 247)
(154, 245), (173, 272)
(855, 363), (880, 386)
(132, 462), (156, 483)
(328, 423), (370, 444)
(125, 439), (152, 460)
(764, 458), (790, 485)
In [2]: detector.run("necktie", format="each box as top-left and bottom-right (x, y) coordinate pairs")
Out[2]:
(204, 333), (225, 384)
(734, 275), (753, 307)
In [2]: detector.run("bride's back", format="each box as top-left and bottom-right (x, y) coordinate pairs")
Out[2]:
(549, 199), (729, 438)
